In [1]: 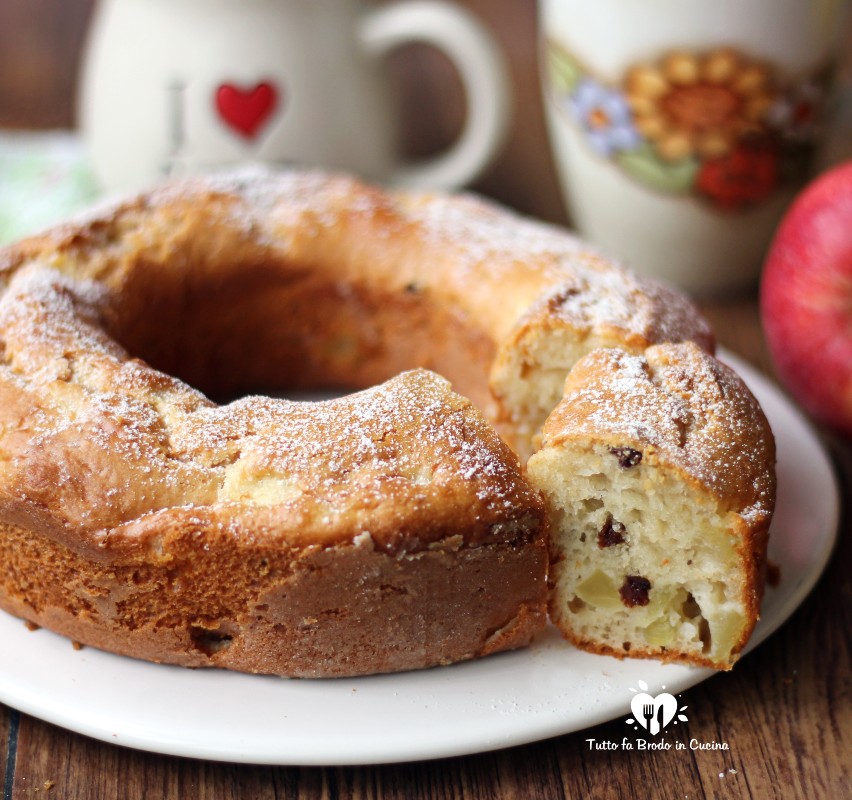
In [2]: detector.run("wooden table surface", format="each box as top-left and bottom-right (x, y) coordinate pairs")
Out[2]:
(0, 2), (849, 798)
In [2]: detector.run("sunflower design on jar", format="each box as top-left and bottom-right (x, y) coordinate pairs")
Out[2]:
(625, 49), (776, 163)
(546, 40), (829, 210)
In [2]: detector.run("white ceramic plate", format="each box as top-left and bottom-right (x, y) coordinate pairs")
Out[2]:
(0, 352), (838, 765)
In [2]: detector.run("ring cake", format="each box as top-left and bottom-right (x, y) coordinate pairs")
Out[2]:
(0, 169), (772, 676)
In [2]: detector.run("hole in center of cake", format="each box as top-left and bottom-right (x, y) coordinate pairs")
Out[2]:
(104, 264), (495, 409)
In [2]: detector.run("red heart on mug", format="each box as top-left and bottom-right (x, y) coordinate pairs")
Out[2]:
(215, 81), (280, 140)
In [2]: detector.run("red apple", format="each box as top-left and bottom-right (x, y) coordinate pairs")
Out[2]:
(760, 161), (852, 436)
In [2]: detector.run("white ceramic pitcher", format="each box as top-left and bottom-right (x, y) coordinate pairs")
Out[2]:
(79, 0), (510, 193)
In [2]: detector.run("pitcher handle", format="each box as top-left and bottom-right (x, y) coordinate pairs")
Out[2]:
(360, 0), (511, 190)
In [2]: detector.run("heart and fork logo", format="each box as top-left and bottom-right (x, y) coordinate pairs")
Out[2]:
(627, 680), (689, 735)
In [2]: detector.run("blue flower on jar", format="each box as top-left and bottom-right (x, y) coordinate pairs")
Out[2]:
(568, 78), (641, 156)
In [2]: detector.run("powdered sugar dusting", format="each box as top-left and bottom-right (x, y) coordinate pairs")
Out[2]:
(547, 344), (775, 519)
(183, 371), (525, 513)
(126, 170), (711, 349)
(0, 168), (723, 547)
(0, 266), (535, 543)
(402, 192), (712, 347)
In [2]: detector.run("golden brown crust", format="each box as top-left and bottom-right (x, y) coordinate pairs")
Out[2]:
(0, 266), (549, 675)
(0, 169), (713, 410)
(0, 269), (542, 553)
(540, 343), (776, 523)
(0, 169), (727, 676)
(0, 521), (547, 677)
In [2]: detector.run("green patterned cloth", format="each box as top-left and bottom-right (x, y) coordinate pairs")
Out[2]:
(0, 131), (100, 245)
